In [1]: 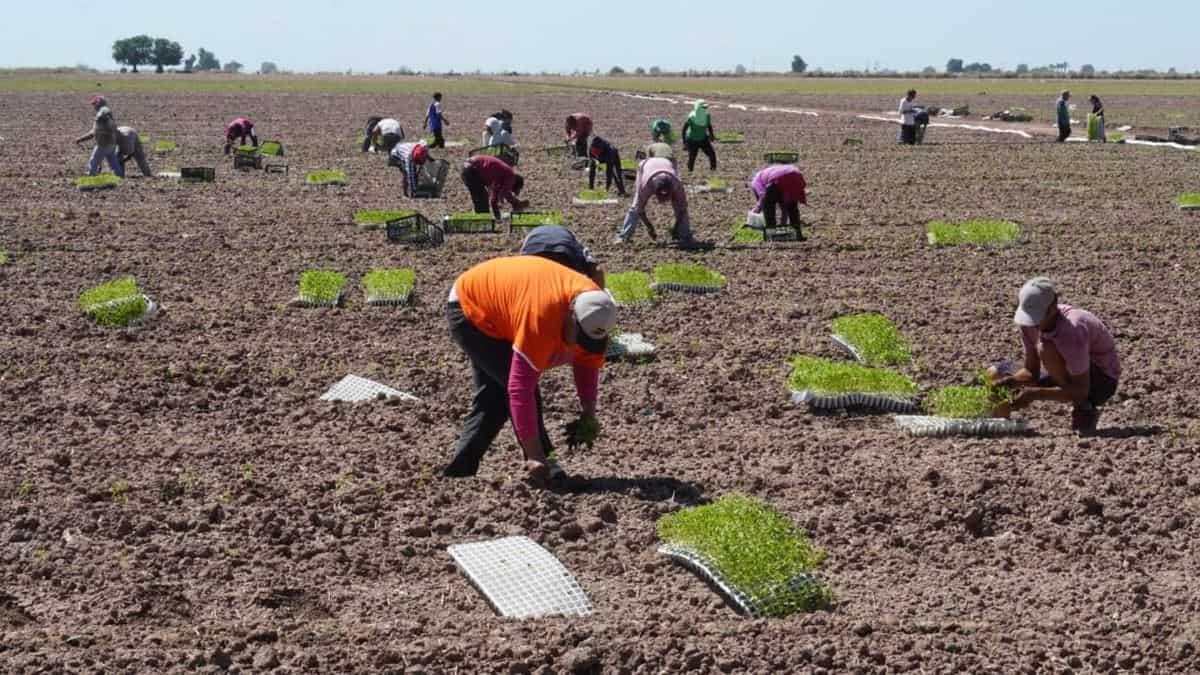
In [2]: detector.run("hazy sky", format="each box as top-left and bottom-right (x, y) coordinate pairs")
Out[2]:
(3, 0), (1197, 74)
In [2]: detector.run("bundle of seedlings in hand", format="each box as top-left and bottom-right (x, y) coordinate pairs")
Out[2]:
(653, 264), (727, 293)
(788, 356), (919, 398)
(564, 415), (601, 450)
(362, 268), (416, 306)
(657, 495), (832, 617)
(74, 174), (121, 191)
(926, 220), (1021, 246)
(606, 271), (654, 305)
(1176, 194), (1200, 211)
(298, 270), (347, 306)
(305, 170), (348, 186)
(354, 210), (414, 230)
(830, 313), (912, 366)
(78, 276), (149, 327)
(153, 140), (177, 153)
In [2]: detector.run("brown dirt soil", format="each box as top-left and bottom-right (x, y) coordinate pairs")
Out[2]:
(3, 89), (1200, 673)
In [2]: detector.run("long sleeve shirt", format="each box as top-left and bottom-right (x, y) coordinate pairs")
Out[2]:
(1056, 99), (1070, 126)
(467, 155), (520, 213)
(898, 97), (916, 125)
(76, 107), (119, 146)
(634, 157), (688, 223)
(226, 118), (256, 144)
(750, 165), (807, 211)
(115, 126), (141, 156)
(390, 142), (421, 194)
(566, 113), (592, 141)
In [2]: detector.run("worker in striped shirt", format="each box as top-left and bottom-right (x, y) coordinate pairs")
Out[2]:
(388, 142), (429, 197)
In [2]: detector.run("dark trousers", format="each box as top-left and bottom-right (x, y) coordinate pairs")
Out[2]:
(461, 165), (491, 214)
(573, 135), (589, 159)
(1057, 124), (1071, 142)
(445, 302), (553, 475)
(588, 150), (626, 194)
(1039, 363), (1118, 408)
(685, 138), (717, 171)
(430, 128), (445, 148)
(900, 124), (917, 145)
(762, 185), (801, 229)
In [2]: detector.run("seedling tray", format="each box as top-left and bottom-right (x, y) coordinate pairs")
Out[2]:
(690, 178), (733, 194)
(791, 390), (918, 413)
(651, 281), (724, 294)
(606, 332), (656, 361)
(508, 211), (564, 233)
(442, 213), (497, 234)
(297, 290), (344, 308)
(894, 415), (1030, 438)
(320, 374), (418, 402)
(658, 544), (821, 618)
(573, 190), (619, 206)
(764, 151), (799, 164)
(153, 140), (177, 153)
(448, 536), (592, 619)
(259, 140), (284, 156)
(156, 171), (181, 179)
(180, 167), (215, 183)
(387, 213), (445, 247)
(233, 154), (260, 170)
(83, 294), (158, 327)
(714, 132), (745, 144)
(306, 171), (348, 186)
(468, 145), (519, 166)
(413, 159), (449, 199)
(830, 335), (865, 363)
(264, 161), (288, 174)
(75, 175), (121, 192)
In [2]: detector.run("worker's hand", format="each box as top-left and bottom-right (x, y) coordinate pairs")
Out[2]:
(564, 415), (601, 451)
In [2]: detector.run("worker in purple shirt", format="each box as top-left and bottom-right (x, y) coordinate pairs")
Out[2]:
(616, 157), (698, 247)
(988, 277), (1121, 434)
(461, 155), (529, 219)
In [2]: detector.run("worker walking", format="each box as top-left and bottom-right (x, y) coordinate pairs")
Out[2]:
(681, 101), (717, 172)
(75, 96), (123, 177)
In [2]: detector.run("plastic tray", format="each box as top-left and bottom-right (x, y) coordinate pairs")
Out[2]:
(894, 415), (1031, 438)
(387, 213), (445, 247)
(830, 335), (866, 363)
(448, 536), (592, 619)
(659, 544), (821, 618)
(180, 167), (215, 183)
(413, 159), (449, 199)
(791, 390), (919, 413)
(651, 281), (724, 295)
(764, 151), (799, 164)
(442, 214), (497, 234)
(606, 333), (656, 361)
(296, 290), (345, 308)
(320, 374), (418, 402)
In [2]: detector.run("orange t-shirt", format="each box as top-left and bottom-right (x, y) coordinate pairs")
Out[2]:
(455, 256), (604, 372)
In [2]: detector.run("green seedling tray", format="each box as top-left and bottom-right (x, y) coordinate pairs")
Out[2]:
(259, 140), (284, 156)
(714, 132), (745, 144)
(764, 151), (799, 164)
(442, 213), (497, 234)
(926, 220), (1021, 246)
(306, 171), (348, 186)
(573, 190), (619, 205)
(468, 145), (519, 166)
(363, 268), (417, 306)
(387, 213), (445, 247)
(153, 140), (177, 153)
(509, 211), (564, 233)
(1175, 194), (1200, 210)
(75, 175), (121, 191)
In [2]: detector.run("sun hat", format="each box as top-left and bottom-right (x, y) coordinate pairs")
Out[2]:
(1014, 277), (1057, 326)
(572, 290), (616, 354)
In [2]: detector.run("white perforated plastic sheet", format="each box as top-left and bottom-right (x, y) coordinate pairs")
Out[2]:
(606, 333), (656, 360)
(448, 536), (592, 618)
(571, 197), (619, 206)
(320, 375), (418, 403)
(830, 335), (865, 363)
(658, 544), (821, 618)
(791, 390), (918, 413)
(895, 415), (1030, 438)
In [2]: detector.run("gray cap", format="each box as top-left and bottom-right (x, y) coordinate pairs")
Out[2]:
(1014, 277), (1057, 326)
(573, 290), (616, 354)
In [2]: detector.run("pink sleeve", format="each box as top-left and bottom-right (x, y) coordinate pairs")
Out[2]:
(508, 352), (541, 442)
(573, 362), (599, 406)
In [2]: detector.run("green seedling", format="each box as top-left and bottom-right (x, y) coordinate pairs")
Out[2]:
(239, 464), (256, 484)
(606, 271), (655, 305)
(16, 478), (33, 499)
(831, 313), (912, 366)
(510, 211), (564, 228)
(1176, 193), (1200, 209)
(443, 211), (496, 233)
(32, 548), (49, 566)
(1108, 132), (1126, 143)
(788, 355), (919, 397)
(654, 264), (727, 289)
(706, 177), (728, 190)
(299, 270), (347, 305)
(0, 249), (8, 265)
(714, 131), (745, 143)
(111, 480), (130, 504)
(259, 141), (283, 156)
(305, 170), (348, 186)
(658, 495), (832, 617)
(564, 415), (601, 450)
(731, 220), (764, 243)
(927, 377), (1013, 418)
(74, 174), (121, 190)
(926, 220), (1021, 246)
(576, 189), (613, 201)
(154, 140), (177, 153)
(354, 210), (414, 229)
(596, 159), (638, 173)
(77, 276), (149, 327)
(179, 467), (201, 493)
(235, 144), (258, 156)
(363, 268), (416, 304)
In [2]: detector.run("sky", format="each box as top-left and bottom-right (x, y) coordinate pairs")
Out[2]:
(2, 0), (1197, 74)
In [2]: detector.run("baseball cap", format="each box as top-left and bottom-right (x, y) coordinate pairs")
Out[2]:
(572, 290), (616, 354)
(1013, 277), (1057, 326)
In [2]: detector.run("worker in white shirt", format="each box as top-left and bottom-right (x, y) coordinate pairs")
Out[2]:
(898, 89), (918, 145)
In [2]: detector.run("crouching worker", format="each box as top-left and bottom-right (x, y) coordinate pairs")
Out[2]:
(461, 155), (529, 219)
(587, 136), (627, 196)
(483, 115), (514, 147)
(565, 113), (593, 158)
(223, 118), (258, 155)
(75, 95), (124, 177)
(388, 141), (429, 197)
(617, 157), (698, 247)
(362, 116), (405, 153)
(443, 256), (617, 484)
(520, 224), (604, 287)
(116, 126), (153, 177)
(749, 164), (808, 239)
(989, 277), (1121, 435)
(651, 118), (674, 144)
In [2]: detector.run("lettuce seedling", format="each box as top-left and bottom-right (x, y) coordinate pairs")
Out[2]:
(0, 249), (8, 266)
(606, 271), (654, 305)
(78, 276), (148, 327)
(927, 379), (1013, 418)
(154, 140), (177, 152)
(305, 171), (348, 186)
(74, 174), (121, 190)
(658, 495), (832, 616)
(831, 313), (912, 366)
(299, 270), (347, 305)
(654, 264), (727, 289)
(1176, 194), (1200, 209)
(363, 268), (416, 304)
(926, 220), (1021, 246)
(510, 211), (564, 228)
(788, 355), (919, 397)
(714, 131), (745, 143)
(576, 189), (613, 202)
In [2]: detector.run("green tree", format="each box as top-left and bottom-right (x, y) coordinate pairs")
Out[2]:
(1080, 63), (1095, 75)
(946, 58), (964, 73)
(608, 65), (625, 75)
(183, 54), (196, 72)
(112, 35), (154, 72)
(260, 61), (278, 75)
(196, 48), (220, 71)
(222, 61), (243, 74)
(1015, 63), (1029, 75)
(791, 55), (807, 73)
(151, 38), (183, 73)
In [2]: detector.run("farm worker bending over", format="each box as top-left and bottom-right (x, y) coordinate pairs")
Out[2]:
(587, 136), (627, 196)
(388, 142), (429, 198)
(681, 100), (717, 172)
(988, 277), (1121, 435)
(898, 89), (918, 145)
(423, 92), (449, 149)
(750, 164), (808, 239)
(651, 118), (674, 143)
(461, 155), (529, 219)
(565, 113), (593, 158)
(443, 256), (617, 483)
(223, 118), (258, 155)
(116, 127), (153, 177)
(483, 116), (514, 148)
(75, 96), (124, 178)
(362, 116), (405, 153)
(617, 157), (698, 247)
(489, 109), (514, 133)
(1056, 91), (1072, 142)
(519, 224), (605, 287)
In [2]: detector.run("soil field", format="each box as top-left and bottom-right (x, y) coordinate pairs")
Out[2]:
(3, 83), (1200, 673)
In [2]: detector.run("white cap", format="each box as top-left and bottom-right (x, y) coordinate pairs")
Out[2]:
(572, 290), (616, 353)
(1014, 277), (1057, 326)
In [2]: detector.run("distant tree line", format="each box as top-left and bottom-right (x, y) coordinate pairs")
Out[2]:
(110, 36), (278, 74)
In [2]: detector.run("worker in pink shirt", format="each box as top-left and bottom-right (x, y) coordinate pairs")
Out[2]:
(749, 164), (808, 240)
(223, 117), (258, 155)
(617, 157), (699, 247)
(989, 277), (1121, 434)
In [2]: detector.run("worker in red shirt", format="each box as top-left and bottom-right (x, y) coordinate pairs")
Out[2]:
(565, 113), (593, 159)
(223, 117), (258, 155)
(461, 155), (529, 219)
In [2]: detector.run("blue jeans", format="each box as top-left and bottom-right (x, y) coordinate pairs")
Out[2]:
(619, 201), (693, 241)
(88, 144), (124, 177)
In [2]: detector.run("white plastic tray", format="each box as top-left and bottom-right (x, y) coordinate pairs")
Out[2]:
(895, 415), (1030, 437)
(448, 536), (592, 619)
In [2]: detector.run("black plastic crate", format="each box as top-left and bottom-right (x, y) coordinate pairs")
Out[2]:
(386, 213), (444, 247)
(413, 159), (448, 199)
(180, 167), (215, 182)
(233, 154), (260, 170)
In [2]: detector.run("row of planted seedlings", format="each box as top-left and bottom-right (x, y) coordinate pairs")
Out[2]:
(789, 312), (1029, 437)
